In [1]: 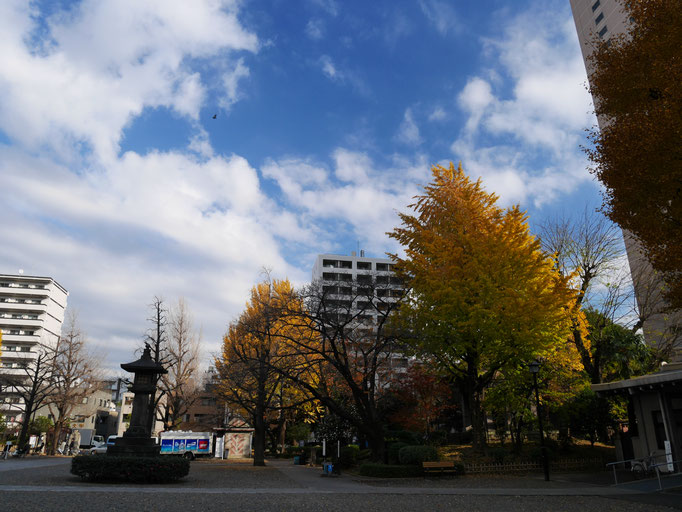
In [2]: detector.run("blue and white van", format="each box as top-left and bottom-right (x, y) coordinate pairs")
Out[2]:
(159, 431), (212, 460)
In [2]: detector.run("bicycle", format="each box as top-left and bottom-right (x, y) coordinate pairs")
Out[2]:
(631, 453), (658, 479)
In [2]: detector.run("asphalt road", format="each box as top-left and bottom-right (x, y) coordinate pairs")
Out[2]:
(0, 457), (680, 512)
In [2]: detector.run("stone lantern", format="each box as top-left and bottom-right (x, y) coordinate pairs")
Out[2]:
(108, 344), (167, 457)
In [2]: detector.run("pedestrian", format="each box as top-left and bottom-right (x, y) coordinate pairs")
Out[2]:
(69, 439), (76, 456)
(2, 442), (11, 460)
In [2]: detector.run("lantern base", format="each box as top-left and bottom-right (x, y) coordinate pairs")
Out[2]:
(107, 436), (160, 457)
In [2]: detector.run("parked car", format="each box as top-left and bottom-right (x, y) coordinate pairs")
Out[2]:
(106, 435), (117, 447)
(89, 441), (107, 455)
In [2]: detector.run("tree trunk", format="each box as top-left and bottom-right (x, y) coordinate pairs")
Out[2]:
(469, 387), (487, 451)
(49, 423), (64, 456)
(367, 428), (386, 463)
(253, 409), (266, 466)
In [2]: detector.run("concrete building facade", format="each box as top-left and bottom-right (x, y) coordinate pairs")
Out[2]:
(312, 252), (409, 384)
(0, 273), (68, 425)
(569, 0), (681, 360)
(570, 0), (682, 468)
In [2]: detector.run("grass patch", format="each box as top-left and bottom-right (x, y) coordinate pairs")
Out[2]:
(439, 440), (616, 466)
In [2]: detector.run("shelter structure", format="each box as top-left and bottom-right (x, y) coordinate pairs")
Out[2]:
(593, 362), (682, 469)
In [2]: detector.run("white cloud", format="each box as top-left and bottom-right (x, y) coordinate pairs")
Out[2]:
(261, 150), (430, 256)
(0, 0), (258, 163)
(309, 0), (338, 17)
(320, 55), (337, 79)
(396, 108), (422, 146)
(317, 55), (369, 95)
(0, 1), (288, 371)
(452, 7), (596, 207)
(419, 0), (460, 36)
(428, 107), (447, 122)
(220, 58), (251, 110)
(306, 19), (325, 40)
(0, 146), (314, 368)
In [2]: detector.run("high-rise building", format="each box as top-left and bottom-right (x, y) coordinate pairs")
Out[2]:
(312, 252), (409, 382)
(312, 252), (404, 324)
(572, 1), (682, 467)
(569, 0), (681, 360)
(0, 273), (68, 424)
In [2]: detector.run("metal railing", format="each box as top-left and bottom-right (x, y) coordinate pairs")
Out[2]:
(606, 453), (682, 489)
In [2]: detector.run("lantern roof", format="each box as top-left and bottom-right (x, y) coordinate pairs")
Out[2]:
(120, 344), (167, 374)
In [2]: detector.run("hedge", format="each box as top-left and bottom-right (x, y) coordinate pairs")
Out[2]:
(399, 445), (439, 465)
(71, 455), (190, 483)
(388, 442), (408, 465)
(335, 445), (360, 469)
(358, 463), (424, 478)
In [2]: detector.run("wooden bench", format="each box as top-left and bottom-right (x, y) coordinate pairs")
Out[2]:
(422, 461), (457, 476)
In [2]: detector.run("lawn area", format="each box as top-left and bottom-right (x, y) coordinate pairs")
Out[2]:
(439, 440), (616, 465)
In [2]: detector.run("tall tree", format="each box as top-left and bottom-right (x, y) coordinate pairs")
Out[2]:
(143, 296), (169, 433)
(1, 348), (56, 448)
(388, 163), (575, 449)
(583, 308), (654, 383)
(46, 311), (103, 454)
(539, 211), (673, 380)
(387, 364), (454, 440)
(159, 298), (202, 430)
(215, 279), (300, 466)
(586, 0), (682, 309)
(276, 275), (404, 462)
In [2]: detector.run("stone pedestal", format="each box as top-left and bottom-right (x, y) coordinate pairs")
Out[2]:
(108, 435), (160, 457)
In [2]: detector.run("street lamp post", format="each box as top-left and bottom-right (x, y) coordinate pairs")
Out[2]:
(529, 360), (550, 481)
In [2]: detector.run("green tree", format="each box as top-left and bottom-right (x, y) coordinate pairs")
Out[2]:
(388, 163), (576, 449)
(586, 0), (682, 309)
(28, 416), (53, 437)
(584, 308), (654, 383)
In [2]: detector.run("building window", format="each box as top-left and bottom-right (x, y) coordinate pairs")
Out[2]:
(591, 0), (600, 12)
(598, 25), (608, 38)
(357, 262), (371, 270)
(595, 13), (604, 25)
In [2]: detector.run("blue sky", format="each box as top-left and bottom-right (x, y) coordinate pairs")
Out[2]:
(0, 0), (608, 372)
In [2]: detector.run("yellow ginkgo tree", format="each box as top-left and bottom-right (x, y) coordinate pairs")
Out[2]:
(215, 277), (313, 466)
(388, 163), (577, 449)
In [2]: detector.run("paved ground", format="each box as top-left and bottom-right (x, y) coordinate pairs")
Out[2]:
(0, 456), (681, 511)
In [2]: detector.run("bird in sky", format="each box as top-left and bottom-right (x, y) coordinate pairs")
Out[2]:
(212, 114), (217, 119)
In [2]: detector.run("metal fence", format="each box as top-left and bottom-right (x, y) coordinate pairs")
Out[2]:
(464, 458), (604, 474)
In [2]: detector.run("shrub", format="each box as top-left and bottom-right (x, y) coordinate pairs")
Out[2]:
(426, 430), (447, 446)
(335, 445), (360, 469)
(71, 455), (190, 483)
(487, 447), (507, 464)
(399, 445), (439, 465)
(385, 430), (421, 445)
(359, 463), (423, 478)
(530, 445), (555, 462)
(388, 442), (408, 465)
(357, 448), (372, 461)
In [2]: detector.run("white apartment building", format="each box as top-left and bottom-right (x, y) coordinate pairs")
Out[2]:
(569, 0), (681, 359)
(0, 273), (68, 424)
(312, 252), (409, 381)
